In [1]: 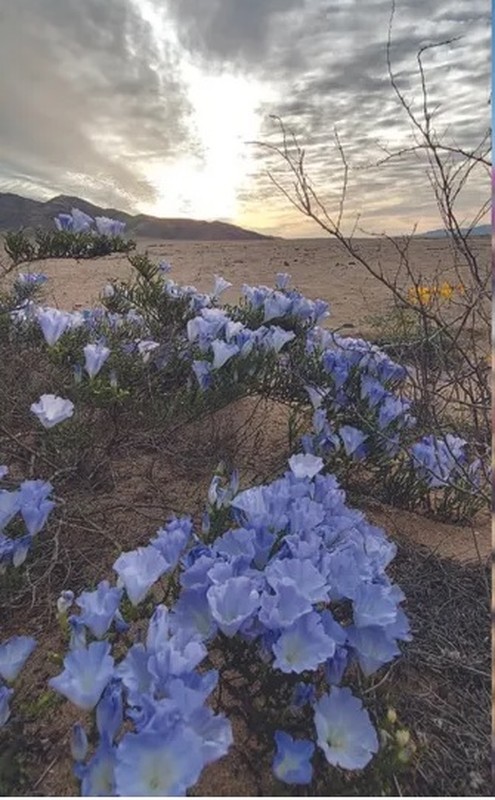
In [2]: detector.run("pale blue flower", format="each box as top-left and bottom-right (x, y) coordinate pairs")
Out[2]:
(30, 394), (74, 429)
(212, 274), (232, 299)
(188, 706), (233, 765)
(347, 625), (400, 676)
(263, 292), (293, 322)
(339, 425), (367, 458)
(272, 612), (335, 673)
(36, 307), (72, 346)
(71, 722), (88, 761)
(68, 615), (87, 650)
(115, 727), (204, 796)
(273, 731), (314, 784)
(0, 489), (21, 531)
(18, 479), (55, 535)
(352, 583), (399, 628)
(96, 680), (123, 742)
(12, 535), (32, 567)
(288, 453), (324, 479)
(0, 466), (7, 479)
(49, 641), (114, 710)
(0, 635), (37, 682)
(324, 646), (348, 685)
(304, 385), (329, 409)
(80, 737), (116, 796)
(211, 339), (239, 369)
(259, 582), (312, 630)
(76, 580), (123, 638)
(113, 546), (169, 606)
(83, 343), (111, 379)
(265, 558), (327, 603)
(275, 272), (291, 290)
(170, 588), (217, 640)
(266, 326), (296, 353)
(71, 208), (94, 233)
(291, 682), (316, 709)
(94, 216), (126, 237)
(116, 644), (152, 698)
(192, 360), (213, 390)
(0, 684), (13, 726)
(207, 576), (260, 636)
(54, 213), (74, 232)
(314, 686), (378, 769)
(158, 260), (172, 274)
(150, 517), (192, 570)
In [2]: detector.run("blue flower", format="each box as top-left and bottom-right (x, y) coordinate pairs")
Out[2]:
(275, 272), (291, 290)
(211, 339), (239, 369)
(79, 737), (116, 796)
(263, 292), (293, 322)
(212, 274), (232, 299)
(0, 684), (13, 726)
(49, 641), (114, 710)
(324, 645), (348, 685)
(36, 307), (72, 346)
(339, 425), (367, 458)
(291, 682), (316, 709)
(272, 612), (336, 673)
(0, 636), (37, 682)
(170, 587), (217, 640)
(150, 517), (192, 570)
(266, 326), (296, 353)
(288, 453), (324, 479)
(76, 580), (123, 638)
(30, 394), (74, 429)
(314, 686), (378, 769)
(352, 583), (399, 628)
(113, 546), (169, 606)
(272, 731), (314, 784)
(18, 479), (55, 536)
(83, 343), (111, 379)
(94, 216), (126, 237)
(96, 680), (123, 742)
(71, 722), (88, 761)
(115, 727), (204, 796)
(0, 490), (21, 531)
(207, 576), (260, 636)
(192, 360), (213, 390)
(347, 625), (401, 676)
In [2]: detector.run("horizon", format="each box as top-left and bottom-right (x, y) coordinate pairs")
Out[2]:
(1, 188), (491, 240)
(0, 1), (489, 238)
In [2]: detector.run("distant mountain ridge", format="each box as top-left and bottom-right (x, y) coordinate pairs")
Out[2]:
(0, 192), (271, 241)
(420, 224), (490, 238)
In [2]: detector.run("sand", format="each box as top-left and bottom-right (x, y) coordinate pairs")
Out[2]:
(16, 235), (491, 335)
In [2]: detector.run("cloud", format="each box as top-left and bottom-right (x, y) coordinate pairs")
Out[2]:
(0, 0), (489, 234)
(0, 0), (195, 209)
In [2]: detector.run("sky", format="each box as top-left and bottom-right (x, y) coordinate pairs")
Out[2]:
(0, 0), (490, 237)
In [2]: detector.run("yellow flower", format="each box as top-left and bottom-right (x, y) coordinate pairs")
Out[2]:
(438, 282), (454, 300)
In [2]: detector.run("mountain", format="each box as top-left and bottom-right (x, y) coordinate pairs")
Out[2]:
(420, 224), (491, 238)
(0, 192), (271, 240)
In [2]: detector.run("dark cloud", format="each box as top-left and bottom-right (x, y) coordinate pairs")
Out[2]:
(0, 0), (195, 209)
(0, 0), (488, 233)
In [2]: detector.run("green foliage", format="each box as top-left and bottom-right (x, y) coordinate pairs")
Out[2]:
(3, 227), (135, 266)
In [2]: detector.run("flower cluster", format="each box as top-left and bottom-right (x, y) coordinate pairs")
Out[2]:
(410, 434), (472, 488)
(0, 468), (55, 570)
(55, 209), (126, 237)
(49, 455), (410, 793)
(0, 635), (37, 727)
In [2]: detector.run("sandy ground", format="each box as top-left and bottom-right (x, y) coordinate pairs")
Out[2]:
(15, 235), (491, 335)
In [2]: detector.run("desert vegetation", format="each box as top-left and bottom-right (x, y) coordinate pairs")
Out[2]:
(0, 7), (491, 795)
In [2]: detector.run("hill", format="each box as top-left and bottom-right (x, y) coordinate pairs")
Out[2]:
(420, 224), (490, 238)
(0, 192), (271, 241)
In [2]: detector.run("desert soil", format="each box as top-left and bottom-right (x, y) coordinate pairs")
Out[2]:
(16, 235), (491, 336)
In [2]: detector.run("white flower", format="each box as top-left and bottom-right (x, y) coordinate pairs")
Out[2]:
(31, 394), (75, 429)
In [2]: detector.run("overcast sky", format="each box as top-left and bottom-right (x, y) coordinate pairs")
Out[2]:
(0, 0), (490, 236)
